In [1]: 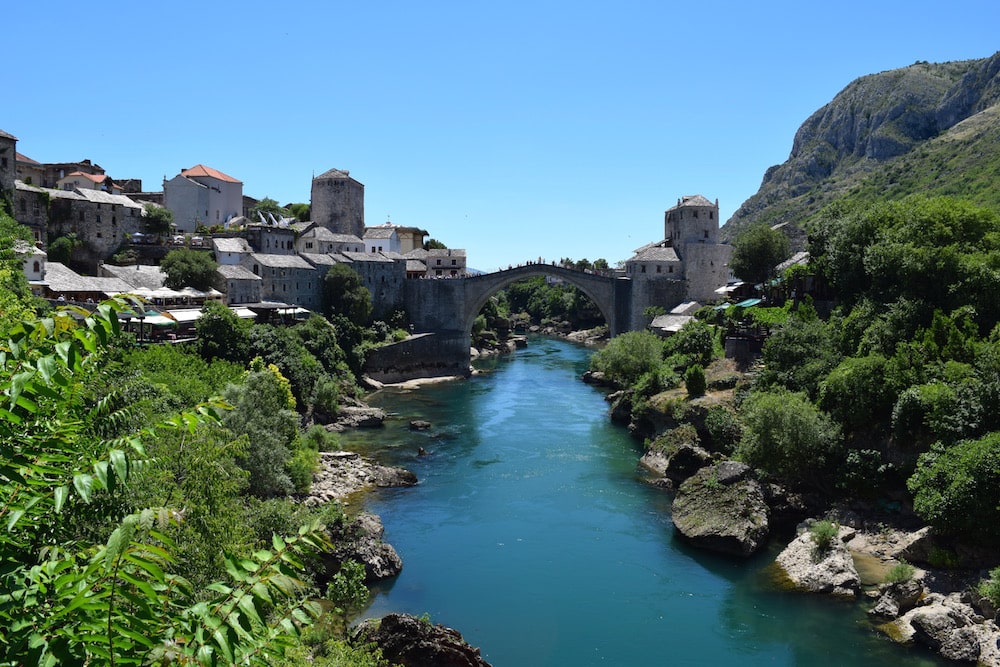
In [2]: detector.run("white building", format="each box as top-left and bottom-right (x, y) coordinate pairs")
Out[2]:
(164, 164), (243, 233)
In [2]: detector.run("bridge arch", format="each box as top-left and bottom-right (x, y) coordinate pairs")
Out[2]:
(461, 264), (618, 336)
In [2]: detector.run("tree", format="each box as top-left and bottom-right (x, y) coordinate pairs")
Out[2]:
(0, 301), (330, 664)
(589, 331), (664, 386)
(143, 202), (174, 236)
(729, 223), (790, 285)
(323, 263), (372, 324)
(908, 432), (1000, 542)
(223, 358), (299, 497)
(46, 232), (82, 265)
(288, 202), (310, 221)
(250, 196), (290, 222)
(196, 300), (251, 362)
(735, 389), (842, 489)
(161, 247), (218, 290)
(0, 211), (36, 329)
(424, 238), (447, 250)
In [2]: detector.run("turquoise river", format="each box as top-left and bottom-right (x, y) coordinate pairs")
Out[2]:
(340, 336), (944, 666)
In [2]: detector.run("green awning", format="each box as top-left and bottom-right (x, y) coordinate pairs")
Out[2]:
(734, 298), (763, 308)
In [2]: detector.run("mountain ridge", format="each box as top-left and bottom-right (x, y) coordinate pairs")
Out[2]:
(723, 51), (1000, 242)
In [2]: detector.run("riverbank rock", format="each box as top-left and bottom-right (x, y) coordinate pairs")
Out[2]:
(409, 420), (432, 430)
(640, 442), (713, 483)
(773, 524), (861, 597)
(327, 512), (403, 582)
(326, 406), (387, 431)
(353, 613), (493, 667)
(671, 461), (770, 557)
(882, 592), (1000, 665)
(305, 451), (417, 505)
(869, 578), (925, 621)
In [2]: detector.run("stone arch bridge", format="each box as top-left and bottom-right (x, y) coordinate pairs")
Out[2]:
(365, 264), (655, 382)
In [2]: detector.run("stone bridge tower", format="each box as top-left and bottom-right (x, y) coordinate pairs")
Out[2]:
(310, 168), (365, 237)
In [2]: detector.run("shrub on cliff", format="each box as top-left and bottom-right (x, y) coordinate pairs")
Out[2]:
(908, 431), (1000, 542)
(589, 330), (664, 386)
(734, 389), (842, 489)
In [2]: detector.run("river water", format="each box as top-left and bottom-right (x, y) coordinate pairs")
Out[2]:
(341, 336), (942, 666)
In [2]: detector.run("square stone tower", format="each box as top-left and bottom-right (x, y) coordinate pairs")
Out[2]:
(310, 168), (365, 238)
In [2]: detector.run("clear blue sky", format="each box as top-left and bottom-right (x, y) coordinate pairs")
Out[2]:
(8, 1), (999, 271)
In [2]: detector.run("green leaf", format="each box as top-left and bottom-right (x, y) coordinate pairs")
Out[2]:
(53, 485), (69, 513)
(93, 461), (109, 490)
(6, 508), (25, 531)
(110, 449), (128, 483)
(73, 473), (93, 503)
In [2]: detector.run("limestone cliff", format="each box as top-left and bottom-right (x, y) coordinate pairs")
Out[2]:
(724, 51), (1000, 242)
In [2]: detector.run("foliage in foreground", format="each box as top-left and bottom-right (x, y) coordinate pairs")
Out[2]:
(0, 302), (330, 665)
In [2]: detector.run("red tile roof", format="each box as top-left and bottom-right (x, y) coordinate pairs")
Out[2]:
(181, 164), (241, 183)
(16, 152), (40, 164)
(65, 171), (107, 184)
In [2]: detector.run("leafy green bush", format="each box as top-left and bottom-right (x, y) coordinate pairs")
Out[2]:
(908, 432), (1000, 542)
(734, 389), (842, 488)
(684, 364), (706, 397)
(977, 567), (1000, 607)
(809, 520), (839, 552)
(884, 560), (915, 584)
(590, 331), (664, 386)
(0, 301), (329, 665)
(704, 405), (742, 453)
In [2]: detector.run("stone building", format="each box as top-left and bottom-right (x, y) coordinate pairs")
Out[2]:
(47, 188), (144, 269)
(56, 171), (121, 194)
(295, 225), (364, 255)
(243, 222), (297, 255)
(216, 264), (261, 305)
(164, 164), (243, 233)
(15, 152), (45, 188)
(14, 181), (49, 243)
(363, 225), (400, 254)
(310, 168), (364, 238)
(624, 194), (732, 327)
(0, 129), (16, 199)
(242, 252), (322, 310)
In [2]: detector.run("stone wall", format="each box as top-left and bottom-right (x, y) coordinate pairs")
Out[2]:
(404, 278), (468, 332)
(364, 332), (471, 383)
(683, 243), (732, 303)
(625, 275), (687, 331)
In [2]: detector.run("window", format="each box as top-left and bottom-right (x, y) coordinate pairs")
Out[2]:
(709, 211), (713, 220)
(656, 265), (661, 273)
(19, 200), (25, 212)
(33, 261), (40, 273)
(641, 265), (646, 273)
(306, 242), (314, 249)
(693, 210), (698, 218)
(436, 259), (441, 265)
(96, 215), (102, 223)
(79, 211), (85, 221)
(253, 264), (259, 275)
(1, 157), (7, 168)
(669, 266), (674, 273)
(451, 259), (456, 265)
(96, 232), (102, 238)
(704, 230), (709, 238)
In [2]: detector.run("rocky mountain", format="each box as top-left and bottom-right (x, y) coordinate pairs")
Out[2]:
(723, 51), (1000, 243)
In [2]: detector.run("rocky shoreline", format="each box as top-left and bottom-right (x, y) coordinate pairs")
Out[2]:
(638, 447), (1000, 665)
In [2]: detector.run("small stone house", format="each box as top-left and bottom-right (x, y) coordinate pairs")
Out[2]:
(216, 263), (262, 305)
(164, 164), (243, 233)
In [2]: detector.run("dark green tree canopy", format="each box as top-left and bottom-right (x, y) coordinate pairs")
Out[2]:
(143, 202), (174, 235)
(161, 247), (218, 290)
(323, 263), (372, 324)
(729, 223), (790, 285)
(249, 197), (290, 222)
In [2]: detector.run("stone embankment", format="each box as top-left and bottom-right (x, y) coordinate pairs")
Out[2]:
(353, 613), (493, 667)
(304, 451), (417, 506)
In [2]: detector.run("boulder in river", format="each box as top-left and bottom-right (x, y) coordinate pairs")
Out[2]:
(326, 512), (403, 582)
(353, 612), (493, 667)
(671, 461), (770, 557)
(773, 523), (860, 598)
(882, 592), (1000, 665)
